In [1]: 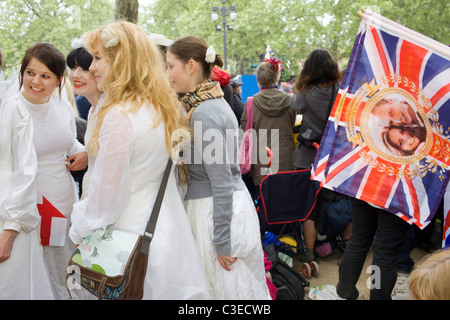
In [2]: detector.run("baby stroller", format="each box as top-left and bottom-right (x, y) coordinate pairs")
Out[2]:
(257, 148), (322, 278)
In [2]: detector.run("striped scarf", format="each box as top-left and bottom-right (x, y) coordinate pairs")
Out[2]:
(180, 80), (224, 122)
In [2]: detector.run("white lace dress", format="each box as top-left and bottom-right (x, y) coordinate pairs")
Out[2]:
(69, 103), (210, 300)
(0, 99), (55, 299)
(185, 190), (271, 300)
(18, 93), (85, 299)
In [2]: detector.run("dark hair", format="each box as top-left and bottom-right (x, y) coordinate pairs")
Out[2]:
(0, 48), (3, 69)
(384, 124), (426, 156)
(168, 36), (223, 80)
(293, 49), (341, 93)
(67, 47), (93, 71)
(19, 42), (66, 95)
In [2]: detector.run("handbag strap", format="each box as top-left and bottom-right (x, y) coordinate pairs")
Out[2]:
(303, 82), (338, 133)
(245, 97), (253, 130)
(325, 83), (338, 119)
(140, 158), (173, 254)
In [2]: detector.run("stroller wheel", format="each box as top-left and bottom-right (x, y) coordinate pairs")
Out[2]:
(301, 263), (311, 278)
(310, 261), (319, 277)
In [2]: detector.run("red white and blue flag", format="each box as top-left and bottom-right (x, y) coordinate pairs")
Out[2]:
(311, 9), (450, 245)
(443, 189), (450, 248)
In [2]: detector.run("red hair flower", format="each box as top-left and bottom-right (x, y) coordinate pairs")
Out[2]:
(264, 57), (283, 71)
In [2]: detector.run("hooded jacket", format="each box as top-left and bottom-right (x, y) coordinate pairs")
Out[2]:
(240, 88), (295, 186)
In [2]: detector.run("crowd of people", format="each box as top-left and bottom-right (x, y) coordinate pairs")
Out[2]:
(0, 20), (448, 301)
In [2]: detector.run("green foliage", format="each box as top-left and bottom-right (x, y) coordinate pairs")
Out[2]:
(140, 0), (449, 76)
(0, 0), (114, 76)
(1, 0), (448, 78)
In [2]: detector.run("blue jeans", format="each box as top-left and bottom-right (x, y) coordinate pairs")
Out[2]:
(336, 198), (410, 300)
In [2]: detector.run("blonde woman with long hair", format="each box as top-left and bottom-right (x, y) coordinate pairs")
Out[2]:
(68, 21), (209, 300)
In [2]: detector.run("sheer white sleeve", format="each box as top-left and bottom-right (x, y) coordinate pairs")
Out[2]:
(0, 102), (40, 234)
(69, 108), (133, 243)
(62, 99), (86, 155)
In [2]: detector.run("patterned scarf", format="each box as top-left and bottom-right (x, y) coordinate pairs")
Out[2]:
(176, 80), (223, 185)
(180, 80), (224, 122)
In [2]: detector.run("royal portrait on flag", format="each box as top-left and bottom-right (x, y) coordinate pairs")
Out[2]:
(362, 88), (431, 160)
(312, 8), (450, 232)
(348, 77), (434, 163)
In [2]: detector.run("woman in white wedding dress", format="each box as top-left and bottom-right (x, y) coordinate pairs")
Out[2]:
(69, 21), (209, 299)
(10, 43), (88, 299)
(0, 48), (55, 299)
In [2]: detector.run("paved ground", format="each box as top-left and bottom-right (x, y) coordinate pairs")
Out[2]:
(291, 246), (430, 300)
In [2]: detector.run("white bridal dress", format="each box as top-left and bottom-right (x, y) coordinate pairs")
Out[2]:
(69, 103), (210, 300)
(79, 95), (102, 200)
(16, 93), (85, 299)
(185, 189), (271, 300)
(0, 98), (55, 300)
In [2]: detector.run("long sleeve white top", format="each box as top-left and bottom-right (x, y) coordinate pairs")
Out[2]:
(0, 98), (40, 233)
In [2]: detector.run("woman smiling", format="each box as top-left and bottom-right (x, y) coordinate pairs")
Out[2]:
(14, 42), (88, 299)
(67, 45), (103, 110)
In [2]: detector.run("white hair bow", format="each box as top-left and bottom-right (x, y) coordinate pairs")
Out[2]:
(205, 46), (216, 63)
(101, 27), (119, 48)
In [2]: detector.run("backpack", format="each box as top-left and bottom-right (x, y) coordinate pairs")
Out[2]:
(323, 197), (352, 237)
(264, 243), (309, 300)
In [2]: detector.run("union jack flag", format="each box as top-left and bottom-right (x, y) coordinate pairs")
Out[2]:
(312, 9), (450, 239)
(444, 188), (450, 248)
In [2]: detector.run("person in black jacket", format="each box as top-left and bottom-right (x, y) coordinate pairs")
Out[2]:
(230, 77), (244, 125)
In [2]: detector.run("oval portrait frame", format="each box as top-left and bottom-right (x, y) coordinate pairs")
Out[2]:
(360, 88), (433, 164)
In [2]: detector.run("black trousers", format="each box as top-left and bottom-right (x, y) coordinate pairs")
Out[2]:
(336, 198), (410, 300)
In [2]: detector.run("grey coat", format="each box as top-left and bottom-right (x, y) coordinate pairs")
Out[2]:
(185, 97), (246, 255)
(291, 85), (338, 169)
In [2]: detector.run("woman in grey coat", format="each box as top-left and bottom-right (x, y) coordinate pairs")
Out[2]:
(291, 49), (341, 263)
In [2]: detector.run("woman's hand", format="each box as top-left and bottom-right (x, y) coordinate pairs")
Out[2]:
(66, 151), (88, 171)
(0, 230), (19, 263)
(217, 254), (237, 271)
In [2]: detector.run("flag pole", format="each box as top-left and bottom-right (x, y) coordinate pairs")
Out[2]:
(357, 7), (450, 59)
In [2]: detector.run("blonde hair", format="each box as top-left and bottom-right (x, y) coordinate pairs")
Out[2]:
(84, 21), (184, 156)
(256, 61), (280, 88)
(408, 249), (450, 300)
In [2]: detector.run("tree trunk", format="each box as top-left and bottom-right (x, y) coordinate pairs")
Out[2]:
(115, 0), (139, 23)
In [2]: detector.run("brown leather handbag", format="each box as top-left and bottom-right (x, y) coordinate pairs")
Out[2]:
(66, 159), (172, 300)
